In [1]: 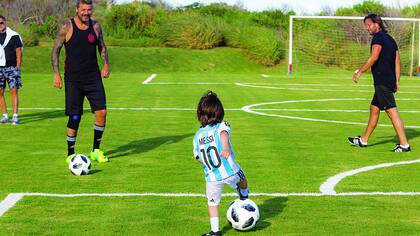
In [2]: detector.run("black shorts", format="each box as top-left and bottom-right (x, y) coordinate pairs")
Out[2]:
(371, 85), (396, 110)
(65, 80), (106, 116)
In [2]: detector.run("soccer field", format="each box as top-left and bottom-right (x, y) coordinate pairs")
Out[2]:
(0, 65), (419, 234)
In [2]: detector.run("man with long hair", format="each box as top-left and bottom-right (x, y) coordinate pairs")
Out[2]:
(349, 13), (410, 152)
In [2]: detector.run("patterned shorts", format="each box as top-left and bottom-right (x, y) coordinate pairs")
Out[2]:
(0, 66), (22, 89)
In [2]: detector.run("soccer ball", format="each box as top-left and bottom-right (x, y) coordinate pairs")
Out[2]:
(226, 198), (259, 231)
(69, 154), (91, 176)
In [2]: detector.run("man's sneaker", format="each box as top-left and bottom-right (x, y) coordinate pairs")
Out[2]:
(0, 116), (9, 124)
(348, 136), (368, 147)
(202, 231), (222, 236)
(90, 149), (109, 162)
(11, 115), (19, 125)
(392, 144), (411, 152)
(66, 154), (76, 163)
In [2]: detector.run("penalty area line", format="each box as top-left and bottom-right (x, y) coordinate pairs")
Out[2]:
(0, 193), (24, 217)
(1, 192), (420, 216)
(142, 73), (157, 84)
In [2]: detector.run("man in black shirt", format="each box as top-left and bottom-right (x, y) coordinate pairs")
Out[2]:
(51, 0), (110, 162)
(348, 14), (410, 152)
(0, 15), (22, 125)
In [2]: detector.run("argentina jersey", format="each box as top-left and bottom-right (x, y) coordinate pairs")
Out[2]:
(193, 121), (241, 182)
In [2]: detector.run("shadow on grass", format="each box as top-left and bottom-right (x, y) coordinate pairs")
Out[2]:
(107, 133), (192, 159)
(222, 197), (288, 234)
(19, 110), (64, 124)
(369, 128), (420, 147)
(88, 169), (102, 175)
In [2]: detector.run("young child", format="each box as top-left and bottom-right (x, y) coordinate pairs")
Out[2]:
(193, 91), (249, 236)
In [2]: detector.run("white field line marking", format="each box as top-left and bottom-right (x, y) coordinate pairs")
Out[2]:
(0, 193), (24, 216)
(10, 192), (420, 198)
(15, 107), (420, 113)
(236, 83), (371, 93)
(284, 83), (371, 87)
(2, 191), (420, 216)
(17, 108), (242, 111)
(17, 107), (420, 113)
(283, 83), (420, 88)
(241, 98), (420, 129)
(147, 82), (232, 85)
(142, 73), (157, 84)
(320, 159), (420, 195)
(250, 109), (420, 113)
(138, 80), (420, 91)
(236, 83), (420, 94)
(139, 81), (420, 89)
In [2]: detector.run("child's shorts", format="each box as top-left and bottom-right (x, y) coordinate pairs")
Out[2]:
(206, 170), (246, 206)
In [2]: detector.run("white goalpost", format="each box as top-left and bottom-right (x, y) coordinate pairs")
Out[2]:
(288, 15), (420, 77)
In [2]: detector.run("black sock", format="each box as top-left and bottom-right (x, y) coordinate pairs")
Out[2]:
(93, 124), (105, 151)
(67, 135), (76, 156)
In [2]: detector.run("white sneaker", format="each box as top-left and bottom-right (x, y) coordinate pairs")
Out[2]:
(11, 115), (19, 125)
(348, 136), (367, 147)
(392, 144), (411, 152)
(0, 115), (8, 124)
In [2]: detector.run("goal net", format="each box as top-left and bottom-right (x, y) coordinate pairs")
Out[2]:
(288, 16), (420, 77)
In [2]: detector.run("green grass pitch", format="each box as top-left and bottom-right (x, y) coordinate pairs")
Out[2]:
(0, 47), (419, 235)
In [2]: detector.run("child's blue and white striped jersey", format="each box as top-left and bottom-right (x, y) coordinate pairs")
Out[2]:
(193, 121), (241, 182)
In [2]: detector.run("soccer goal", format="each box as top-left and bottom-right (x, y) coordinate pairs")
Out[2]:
(288, 15), (420, 77)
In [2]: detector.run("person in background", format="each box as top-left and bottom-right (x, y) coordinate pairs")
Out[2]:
(0, 15), (23, 125)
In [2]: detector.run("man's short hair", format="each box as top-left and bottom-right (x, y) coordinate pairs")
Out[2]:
(76, 0), (93, 8)
(0, 15), (6, 21)
(364, 13), (387, 33)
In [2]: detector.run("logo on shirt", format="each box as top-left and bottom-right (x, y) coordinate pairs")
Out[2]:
(87, 33), (95, 43)
(199, 135), (214, 145)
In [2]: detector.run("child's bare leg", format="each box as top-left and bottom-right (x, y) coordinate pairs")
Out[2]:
(208, 205), (219, 233)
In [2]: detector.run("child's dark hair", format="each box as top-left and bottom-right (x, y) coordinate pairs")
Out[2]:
(197, 91), (224, 127)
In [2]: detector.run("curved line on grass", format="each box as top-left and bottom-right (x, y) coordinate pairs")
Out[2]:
(241, 99), (420, 129)
(320, 159), (420, 195)
(236, 83), (420, 94)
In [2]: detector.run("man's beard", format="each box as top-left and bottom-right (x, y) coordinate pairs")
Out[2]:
(77, 14), (90, 23)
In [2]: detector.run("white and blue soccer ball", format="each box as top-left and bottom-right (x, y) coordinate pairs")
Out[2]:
(69, 154), (91, 176)
(226, 198), (259, 231)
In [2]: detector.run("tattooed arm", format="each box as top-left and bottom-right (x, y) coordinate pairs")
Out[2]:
(93, 21), (110, 78)
(51, 20), (70, 89)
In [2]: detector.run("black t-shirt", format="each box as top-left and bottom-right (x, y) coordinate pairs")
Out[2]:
(370, 31), (398, 89)
(0, 33), (23, 67)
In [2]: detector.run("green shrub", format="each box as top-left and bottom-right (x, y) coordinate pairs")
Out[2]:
(196, 3), (250, 25)
(13, 25), (39, 47)
(106, 2), (156, 39)
(143, 7), (169, 38)
(198, 3), (240, 17)
(335, 0), (384, 16)
(105, 36), (164, 47)
(158, 12), (224, 49)
(224, 23), (284, 66)
(251, 9), (294, 32)
(30, 16), (60, 39)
